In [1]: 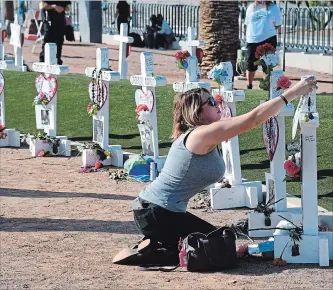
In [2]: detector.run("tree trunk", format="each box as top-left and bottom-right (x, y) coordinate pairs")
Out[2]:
(199, 0), (240, 76)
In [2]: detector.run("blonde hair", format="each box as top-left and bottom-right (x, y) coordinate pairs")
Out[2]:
(171, 88), (210, 140)
(254, 0), (273, 9)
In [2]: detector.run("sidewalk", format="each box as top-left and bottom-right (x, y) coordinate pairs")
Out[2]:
(4, 39), (333, 94)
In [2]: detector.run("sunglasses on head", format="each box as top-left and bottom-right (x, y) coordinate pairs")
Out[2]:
(201, 96), (216, 107)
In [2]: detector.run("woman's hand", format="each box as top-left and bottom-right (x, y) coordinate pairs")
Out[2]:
(286, 76), (317, 101)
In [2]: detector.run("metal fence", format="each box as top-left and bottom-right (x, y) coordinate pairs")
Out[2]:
(239, 6), (333, 53)
(10, 1), (333, 53)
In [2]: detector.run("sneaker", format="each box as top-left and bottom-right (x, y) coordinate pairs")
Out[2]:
(247, 84), (253, 89)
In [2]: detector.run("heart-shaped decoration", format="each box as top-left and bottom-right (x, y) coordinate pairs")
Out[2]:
(135, 89), (154, 112)
(263, 117), (279, 161)
(35, 74), (58, 103)
(88, 81), (108, 110)
(221, 104), (232, 120)
(0, 72), (4, 95)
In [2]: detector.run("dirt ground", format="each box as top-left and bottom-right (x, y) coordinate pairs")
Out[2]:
(0, 147), (332, 290)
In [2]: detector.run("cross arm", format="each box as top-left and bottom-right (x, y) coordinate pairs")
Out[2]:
(173, 82), (210, 93)
(179, 40), (204, 48)
(130, 75), (167, 87)
(111, 35), (134, 44)
(32, 63), (69, 75)
(85, 68), (120, 82)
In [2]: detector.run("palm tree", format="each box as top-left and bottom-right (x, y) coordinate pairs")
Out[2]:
(4, 1), (15, 37)
(199, 0), (240, 76)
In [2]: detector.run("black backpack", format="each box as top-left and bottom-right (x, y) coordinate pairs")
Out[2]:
(180, 227), (238, 272)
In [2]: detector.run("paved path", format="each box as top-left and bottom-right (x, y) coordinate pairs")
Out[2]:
(4, 39), (333, 94)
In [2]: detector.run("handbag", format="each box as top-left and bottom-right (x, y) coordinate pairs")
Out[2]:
(179, 227), (238, 272)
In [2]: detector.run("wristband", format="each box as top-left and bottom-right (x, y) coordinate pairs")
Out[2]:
(280, 94), (288, 105)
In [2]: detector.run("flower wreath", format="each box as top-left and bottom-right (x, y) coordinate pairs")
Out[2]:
(87, 69), (103, 117)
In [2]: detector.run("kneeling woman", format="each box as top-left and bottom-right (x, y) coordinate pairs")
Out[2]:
(115, 77), (316, 264)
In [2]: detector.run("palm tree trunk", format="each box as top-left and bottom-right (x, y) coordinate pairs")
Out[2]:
(5, 1), (14, 22)
(199, 0), (240, 76)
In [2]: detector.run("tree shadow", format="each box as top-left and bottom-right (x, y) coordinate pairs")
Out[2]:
(62, 55), (84, 59)
(63, 43), (95, 47)
(318, 169), (333, 180)
(241, 160), (270, 170)
(0, 217), (137, 234)
(0, 188), (135, 200)
(318, 191), (333, 199)
(240, 147), (266, 156)
(123, 141), (172, 151)
(70, 133), (140, 142)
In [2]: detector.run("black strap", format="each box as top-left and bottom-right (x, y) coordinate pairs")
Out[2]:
(137, 264), (180, 272)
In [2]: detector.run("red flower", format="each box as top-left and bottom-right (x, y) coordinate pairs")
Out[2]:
(255, 43), (276, 59)
(38, 150), (45, 157)
(175, 50), (190, 61)
(0, 124), (5, 131)
(284, 160), (301, 176)
(214, 94), (223, 103)
(95, 161), (102, 169)
(87, 103), (93, 112)
(136, 104), (149, 113)
(277, 76), (292, 90)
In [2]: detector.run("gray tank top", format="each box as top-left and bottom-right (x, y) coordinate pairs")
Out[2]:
(139, 129), (225, 212)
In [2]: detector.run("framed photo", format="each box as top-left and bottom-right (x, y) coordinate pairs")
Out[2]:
(41, 109), (50, 126)
(137, 121), (154, 156)
(35, 105), (54, 129)
(265, 172), (276, 206)
(93, 118), (104, 145)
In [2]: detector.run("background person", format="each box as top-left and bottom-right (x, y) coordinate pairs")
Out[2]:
(114, 0), (130, 34)
(39, 1), (71, 65)
(244, 0), (281, 89)
(155, 14), (175, 49)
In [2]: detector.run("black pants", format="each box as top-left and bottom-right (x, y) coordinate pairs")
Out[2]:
(39, 23), (65, 65)
(133, 198), (216, 252)
(117, 18), (130, 35)
(246, 35), (277, 72)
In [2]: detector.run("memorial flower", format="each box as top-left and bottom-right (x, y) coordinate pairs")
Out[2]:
(95, 161), (102, 169)
(255, 43), (276, 59)
(175, 50), (191, 70)
(214, 94), (223, 103)
(207, 63), (229, 85)
(135, 104), (149, 120)
(37, 149), (52, 157)
(87, 102), (99, 116)
(33, 92), (49, 106)
(284, 160), (301, 176)
(0, 124), (7, 139)
(277, 76), (292, 90)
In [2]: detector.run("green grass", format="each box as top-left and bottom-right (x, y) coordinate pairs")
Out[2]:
(2, 71), (333, 211)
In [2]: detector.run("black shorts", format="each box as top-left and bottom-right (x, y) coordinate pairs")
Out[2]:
(246, 35), (277, 72)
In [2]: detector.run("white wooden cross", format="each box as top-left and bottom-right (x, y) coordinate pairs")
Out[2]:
(9, 15), (26, 72)
(84, 48), (123, 167)
(274, 76), (330, 266)
(0, 22), (6, 60)
(179, 27), (204, 58)
(247, 69), (299, 238)
(130, 52), (166, 168)
(173, 56), (210, 93)
(27, 43), (71, 156)
(210, 61), (262, 210)
(32, 43), (68, 137)
(111, 23), (133, 80)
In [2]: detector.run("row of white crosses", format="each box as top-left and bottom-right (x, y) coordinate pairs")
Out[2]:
(274, 78), (331, 266)
(247, 70), (302, 238)
(173, 27), (210, 93)
(29, 43), (71, 157)
(111, 23), (133, 80)
(210, 62), (263, 209)
(83, 48), (123, 167)
(130, 52), (167, 171)
(0, 16), (26, 148)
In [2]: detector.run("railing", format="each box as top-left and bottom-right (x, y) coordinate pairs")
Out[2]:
(239, 6), (333, 53)
(10, 1), (332, 53)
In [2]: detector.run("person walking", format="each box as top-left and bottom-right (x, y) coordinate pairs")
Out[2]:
(244, 0), (281, 89)
(39, 1), (71, 65)
(114, 0), (130, 34)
